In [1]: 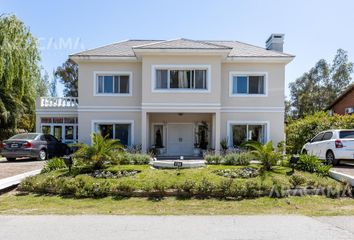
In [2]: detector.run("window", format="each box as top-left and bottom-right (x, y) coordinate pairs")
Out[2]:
(40, 117), (78, 143)
(155, 69), (207, 90)
(322, 132), (333, 141)
(230, 73), (266, 96)
(312, 133), (324, 142)
(230, 123), (267, 147)
(339, 130), (354, 139)
(96, 123), (132, 146)
(96, 74), (130, 94)
(41, 125), (51, 134)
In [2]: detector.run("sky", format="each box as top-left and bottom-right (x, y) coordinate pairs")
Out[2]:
(2, 0), (354, 98)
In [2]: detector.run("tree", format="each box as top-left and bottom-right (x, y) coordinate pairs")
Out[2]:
(35, 70), (50, 97)
(54, 59), (78, 97)
(288, 49), (353, 119)
(0, 15), (40, 138)
(49, 72), (58, 97)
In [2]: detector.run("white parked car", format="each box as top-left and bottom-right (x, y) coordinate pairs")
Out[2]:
(301, 129), (354, 165)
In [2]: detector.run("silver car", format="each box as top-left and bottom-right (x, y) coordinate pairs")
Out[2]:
(0, 133), (70, 161)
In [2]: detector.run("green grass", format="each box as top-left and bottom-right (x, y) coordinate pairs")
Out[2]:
(1, 192), (354, 216)
(40, 164), (337, 189)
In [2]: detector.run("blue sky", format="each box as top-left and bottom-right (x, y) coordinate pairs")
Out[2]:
(2, 0), (354, 97)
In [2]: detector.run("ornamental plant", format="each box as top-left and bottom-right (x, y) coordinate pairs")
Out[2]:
(73, 133), (123, 169)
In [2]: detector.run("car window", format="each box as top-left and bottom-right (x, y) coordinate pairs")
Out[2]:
(9, 133), (39, 140)
(322, 132), (333, 141)
(339, 131), (354, 139)
(40, 135), (46, 141)
(49, 135), (59, 142)
(44, 135), (54, 142)
(312, 133), (325, 142)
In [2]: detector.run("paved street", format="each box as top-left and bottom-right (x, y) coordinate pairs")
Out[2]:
(0, 215), (354, 240)
(0, 158), (44, 179)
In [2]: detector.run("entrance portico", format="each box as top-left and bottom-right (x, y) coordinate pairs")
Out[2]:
(141, 111), (220, 155)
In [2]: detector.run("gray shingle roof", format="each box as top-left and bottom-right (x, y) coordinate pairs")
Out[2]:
(209, 40), (294, 57)
(71, 38), (293, 58)
(133, 38), (232, 50)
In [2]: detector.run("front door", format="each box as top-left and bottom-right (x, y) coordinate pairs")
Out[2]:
(167, 124), (194, 156)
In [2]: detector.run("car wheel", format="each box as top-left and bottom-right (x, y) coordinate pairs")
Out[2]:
(37, 149), (47, 161)
(302, 149), (307, 155)
(326, 150), (338, 165)
(6, 158), (16, 161)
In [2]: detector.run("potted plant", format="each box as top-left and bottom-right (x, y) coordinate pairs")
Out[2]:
(193, 142), (200, 156)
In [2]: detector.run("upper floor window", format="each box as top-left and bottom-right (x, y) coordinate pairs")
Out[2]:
(155, 68), (208, 91)
(229, 72), (267, 96)
(95, 72), (132, 96)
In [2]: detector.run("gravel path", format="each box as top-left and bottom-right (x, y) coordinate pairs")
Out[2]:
(0, 215), (353, 240)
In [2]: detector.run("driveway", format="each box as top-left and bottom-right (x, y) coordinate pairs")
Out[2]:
(332, 161), (354, 176)
(0, 215), (353, 240)
(0, 158), (45, 179)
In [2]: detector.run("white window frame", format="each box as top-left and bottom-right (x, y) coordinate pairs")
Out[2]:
(91, 120), (134, 146)
(226, 120), (270, 147)
(93, 71), (132, 96)
(40, 123), (78, 143)
(151, 65), (211, 93)
(229, 71), (268, 97)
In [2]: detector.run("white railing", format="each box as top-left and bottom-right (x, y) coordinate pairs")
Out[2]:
(39, 97), (78, 108)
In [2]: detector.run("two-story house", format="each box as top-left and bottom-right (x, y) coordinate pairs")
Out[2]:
(35, 34), (294, 155)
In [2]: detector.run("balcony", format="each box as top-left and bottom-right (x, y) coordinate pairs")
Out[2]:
(36, 97), (78, 109)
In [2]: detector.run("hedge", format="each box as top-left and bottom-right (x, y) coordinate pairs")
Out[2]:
(286, 112), (354, 154)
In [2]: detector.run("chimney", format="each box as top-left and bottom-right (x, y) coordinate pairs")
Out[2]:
(266, 34), (284, 52)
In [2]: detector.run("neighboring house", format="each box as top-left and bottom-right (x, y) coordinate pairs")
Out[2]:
(35, 34), (294, 155)
(327, 84), (354, 115)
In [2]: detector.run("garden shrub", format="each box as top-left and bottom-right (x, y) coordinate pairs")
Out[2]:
(295, 154), (330, 176)
(112, 181), (136, 193)
(223, 153), (250, 165)
(286, 111), (354, 154)
(218, 178), (234, 197)
(124, 153), (151, 165)
(316, 164), (331, 177)
(180, 179), (196, 193)
(243, 141), (281, 170)
(41, 157), (67, 173)
(214, 168), (259, 179)
(196, 177), (216, 196)
(204, 154), (222, 164)
(269, 176), (289, 198)
(289, 173), (307, 188)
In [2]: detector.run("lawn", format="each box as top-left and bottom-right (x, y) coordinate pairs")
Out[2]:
(1, 192), (354, 216)
(18, 163), (344, 199)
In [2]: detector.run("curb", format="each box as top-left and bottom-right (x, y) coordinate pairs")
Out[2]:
(0, 169), (42, 191)
(330, 170), (354, 186)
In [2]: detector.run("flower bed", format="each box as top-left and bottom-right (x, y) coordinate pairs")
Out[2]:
(91, 169), (140, 179)
(214, 167), (259, 179)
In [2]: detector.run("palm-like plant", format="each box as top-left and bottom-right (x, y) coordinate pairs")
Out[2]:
(74, 133), (123, 169)
(243, 141), (281, 170)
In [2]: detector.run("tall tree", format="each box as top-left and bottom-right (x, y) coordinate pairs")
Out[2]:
(288, 49), (353, 119)
(0, 14), (40, 137)
(54, 59), (78, 97)
(35, 70), (50, 97)
(49, 71), (58, 97)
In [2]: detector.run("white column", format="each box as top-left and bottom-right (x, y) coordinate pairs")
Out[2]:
(212, 114), (216, 149)
(214, 111), (221, 154)
(141, 110), (147, 153)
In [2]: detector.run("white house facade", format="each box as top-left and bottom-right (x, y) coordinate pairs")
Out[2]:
(35, 34), (294, 156)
